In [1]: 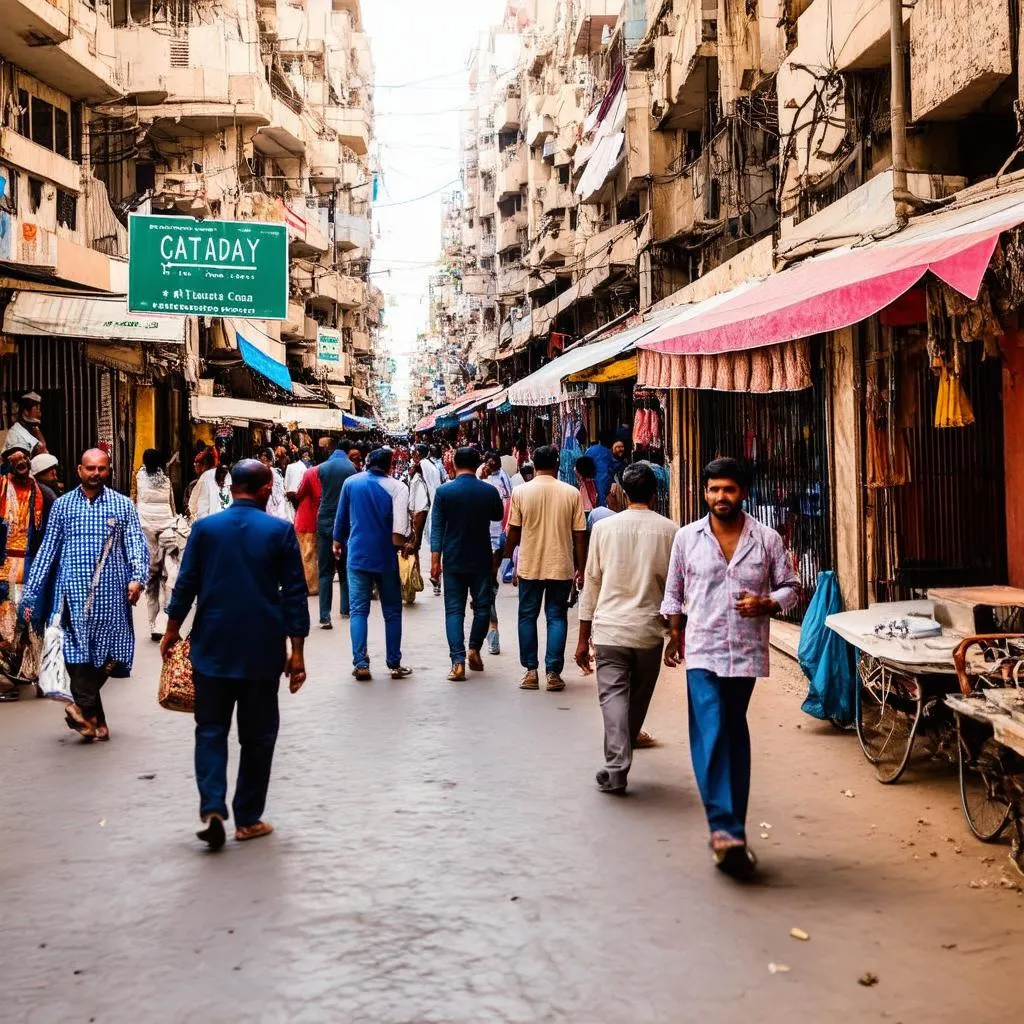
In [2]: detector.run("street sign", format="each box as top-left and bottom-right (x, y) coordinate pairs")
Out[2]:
(316, 326), (341, 364)
(127, 214), (288, 320)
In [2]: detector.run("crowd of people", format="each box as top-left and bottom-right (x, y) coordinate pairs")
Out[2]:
(0, 394), (800, 876)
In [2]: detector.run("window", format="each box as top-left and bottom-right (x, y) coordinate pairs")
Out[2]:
(558, 164), (570, 186)
(0, 168), (17, 214)
(54, 107), (69, 158)
(135, 161), (156, 192)
(71, 103), (82, 162)
(30, 96), (54, 151)
(28, 177), (42, 213)
(57, 189), (77, 230)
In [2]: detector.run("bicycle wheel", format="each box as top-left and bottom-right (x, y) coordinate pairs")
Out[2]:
(855, 655), (920, 784)
(957, 720), (1012, 842)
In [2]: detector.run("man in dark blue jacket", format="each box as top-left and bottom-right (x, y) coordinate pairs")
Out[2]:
(316, 438), (357, 628)
(163, 460), (310, 849)
(430, 447), (504, 681)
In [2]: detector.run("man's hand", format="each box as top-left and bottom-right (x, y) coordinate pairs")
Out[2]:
(430, 553), (442, 584)
(736, 595), (778, 619)
(160, 626), (181, 663)
(574, 637), (593, 675)
(664, 631), (684, 668)
(574, 569), (585, 590)
(332, 540), (343, 560)
(286, 649), (306, 693)
(127, 581), (143, 606)
(401, 541), (416, 558)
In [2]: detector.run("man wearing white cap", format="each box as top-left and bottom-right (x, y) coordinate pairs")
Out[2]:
(4, 392), (47, 457)
(30, 452), (62, 499)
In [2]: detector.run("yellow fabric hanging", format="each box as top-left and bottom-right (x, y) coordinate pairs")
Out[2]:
(569, 354), (638, 384)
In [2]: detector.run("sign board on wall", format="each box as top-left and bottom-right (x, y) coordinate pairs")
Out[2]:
(316, 326), (340, 364)
(127, 214), (288, 320)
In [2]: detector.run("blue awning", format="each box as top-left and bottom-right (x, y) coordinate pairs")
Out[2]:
(236, 331), (292, 392)
(342, 412), (376, 431)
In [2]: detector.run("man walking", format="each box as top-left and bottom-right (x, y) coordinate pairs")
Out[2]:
(574, 463), (676, 794)
(316, 438), (357, 628)
(662, 457), (800, 877)
(430, 447), (504, 681)
(333, 447), (414, 680)
(478, 450), (512, 655)
(163, 460), (309, 849)
(504, 444), (587, 692)
(21, 449), (149, 740)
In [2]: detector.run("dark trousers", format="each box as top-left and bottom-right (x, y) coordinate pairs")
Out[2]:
(686, 669), (756, 840)
(517, 578), (572, 674)
(443, 571), (492, 663)
(194, 673), (280, 828)
(317, 530), (348, 621)
(68, 663), (110, 724)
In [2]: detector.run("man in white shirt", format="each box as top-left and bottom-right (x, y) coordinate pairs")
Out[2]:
(415, 444), (444, 594)
(478, 450), (512, 655)
(575, 462), (677, 794)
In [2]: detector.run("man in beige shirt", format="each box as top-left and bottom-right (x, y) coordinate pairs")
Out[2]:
(504, 445), (587, 692)
(575, 463), (677, 793)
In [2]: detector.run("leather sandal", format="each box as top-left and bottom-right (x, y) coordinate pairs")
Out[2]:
(235, 821), (274, 842)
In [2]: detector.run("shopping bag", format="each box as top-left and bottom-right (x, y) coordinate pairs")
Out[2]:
(399, 554), (424, 604)
(37, 615), (72, 702)
(158, 637), (195, 713)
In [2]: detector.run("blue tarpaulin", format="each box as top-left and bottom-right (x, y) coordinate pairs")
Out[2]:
(237, 331), (292, 392)
(342, 412), (376, 431)
(798, 570), (856, 726)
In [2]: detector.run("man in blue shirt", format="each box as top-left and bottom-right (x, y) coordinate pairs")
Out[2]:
(430, 447), (505, 681)
(316, 438), (357, 628)
(584, 433), (616, 507)
(333, 447), (414, 680)
(162, 460), (310, 849)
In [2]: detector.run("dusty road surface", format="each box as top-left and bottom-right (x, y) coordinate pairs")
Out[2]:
(1, 588), (1022, 1023)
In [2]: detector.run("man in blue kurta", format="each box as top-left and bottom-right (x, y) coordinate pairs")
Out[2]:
(21, 448), (149, 740)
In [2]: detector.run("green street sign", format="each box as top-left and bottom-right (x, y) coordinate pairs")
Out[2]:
(127, 214), (288, 320)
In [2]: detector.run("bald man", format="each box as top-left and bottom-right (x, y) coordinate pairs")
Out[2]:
(164, 459), (310, 848)
(22, 448), (149, 740)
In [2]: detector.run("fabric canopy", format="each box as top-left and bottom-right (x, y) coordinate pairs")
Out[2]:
(342, 412), (376, 431)
(413, 383), (505, 432)
(639, 188), (1024, 356)
(3, 290), (186, 343)
(234, 324), (293, 392)
(507, 304), (710, 406)
(192, 395), (346, 431)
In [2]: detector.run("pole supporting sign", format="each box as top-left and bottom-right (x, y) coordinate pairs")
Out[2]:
(128, 214), (288, 320)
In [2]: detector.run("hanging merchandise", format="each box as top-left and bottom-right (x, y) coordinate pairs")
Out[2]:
(933, 364), (975, 429)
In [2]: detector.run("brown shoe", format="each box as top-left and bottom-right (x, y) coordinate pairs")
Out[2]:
(448, 662), (466, 681)
(352, 667), (372, 681)
(64, 704), (96, 739)
(467, 649), (484, 672)
(520, 670), (539, 690)
(236, 821), (274, 842)
(633, 730), (658, 749)
(546, 672), (565, 692)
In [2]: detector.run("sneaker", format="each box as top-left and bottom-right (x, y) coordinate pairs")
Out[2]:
(389, 665), (414, 679)
(520, 669), (539, 690)
(486, 629), (500, 655)
(546, 672), (565, 692)
(319, 620), (333, 630)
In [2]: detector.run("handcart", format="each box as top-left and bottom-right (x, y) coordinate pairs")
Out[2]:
(827, 601), (965, 783)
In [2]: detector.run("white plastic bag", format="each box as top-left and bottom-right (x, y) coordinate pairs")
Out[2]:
(37, 615), (71, 702)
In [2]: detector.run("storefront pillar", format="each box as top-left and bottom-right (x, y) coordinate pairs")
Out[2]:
(827, 327), (867, 610)
(1002, 330), (1024, 587)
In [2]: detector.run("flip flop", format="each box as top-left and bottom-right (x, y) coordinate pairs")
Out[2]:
(197, 814), (226, 851)
(64, 706), (96, 739)
(712, 841), (758, 879)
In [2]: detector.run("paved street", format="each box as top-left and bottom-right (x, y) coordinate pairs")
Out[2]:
(1, 586), (1023, 1023)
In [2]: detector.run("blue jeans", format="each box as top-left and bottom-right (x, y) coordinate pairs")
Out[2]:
(194, 673), (280, 828)
(317, 530), (348, 621)
(517, 578), (572, 674)
(443, 572), (492, 663)
(686, 669), (756, 840)
(348, 567), (402, 669)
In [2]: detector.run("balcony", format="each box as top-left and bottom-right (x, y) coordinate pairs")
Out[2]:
(581, 221), (640, 270)
(479, 145), (497, 175)
(542, 182), (575, 214)
(572, 0), (620, 55)
(327, 105), (370, 156)
(254, 97), (308, 158)
(114, 27), (170, 104)
(139, 73), (273, 131)
(335, 212), (372, 252)
(526, 110), (555, 147)
(653, 0), (718, 130)
(286, 201), (330, 256)
(497, 144), (527, 201)
(530, 222), (575, 268)
(281, 300), (306, 339)
(462, 222), (481, 250)
(652, 167), (697, 243)
(0, 128), (81, 194)
(497, 212), (528, 254)
(337, 275), (366, 310)
(625, 70), (652, 191)
(495, 96), (521, 132)
(479, 233), (497, 258)
(331, 0), (362, 28)
(0, 0), (122, 101)
(462, 271), (495, 299)
(479, 182), (496, 218)
(497, 265), (528, 298)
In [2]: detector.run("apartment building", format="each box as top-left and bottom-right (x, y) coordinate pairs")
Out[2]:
(0, 0), (379, 491)
(420, 0), (1024, 613)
